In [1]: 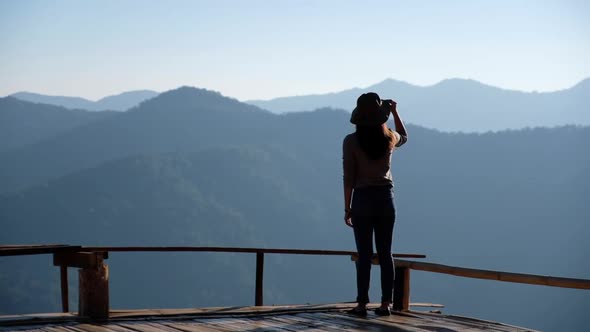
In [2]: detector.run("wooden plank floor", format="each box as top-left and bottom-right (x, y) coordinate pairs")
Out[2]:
(0, 304), (537, 332)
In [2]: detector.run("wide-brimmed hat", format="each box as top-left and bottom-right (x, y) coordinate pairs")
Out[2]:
(350, 92), (389, 125)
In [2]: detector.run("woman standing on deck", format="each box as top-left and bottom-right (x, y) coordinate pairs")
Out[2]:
(343, 92), (408, 316)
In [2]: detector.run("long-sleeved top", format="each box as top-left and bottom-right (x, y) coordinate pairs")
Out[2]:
(342, 129), (406, 189)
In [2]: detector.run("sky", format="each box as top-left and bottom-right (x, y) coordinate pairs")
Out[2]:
(0, 0), (589, 101)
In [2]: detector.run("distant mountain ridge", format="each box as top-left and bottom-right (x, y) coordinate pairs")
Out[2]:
(246, 78), (590, 132)
(0, 97), (117, 152)
(9, 78), (589, 131)
(10, 90), (159, 111)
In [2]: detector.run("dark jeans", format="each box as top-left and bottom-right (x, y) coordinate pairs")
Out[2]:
(351, 185), (395, 304)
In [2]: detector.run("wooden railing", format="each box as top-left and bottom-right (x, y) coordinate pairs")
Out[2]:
(0, 244), (425, 318)
(82, 246), (426, 311)
(350, 254), (590, 311)
(2, 244), (590, 320)
(395, 259), (590, 290)
(393, 259), (590, 311)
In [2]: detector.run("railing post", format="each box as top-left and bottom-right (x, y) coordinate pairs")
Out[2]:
(60, 265), (69, 312)
(393, 265), (410, 311)
(255, 252), (264, 306)
(79, 261), (109, 319)
(54, 251), (109, 319)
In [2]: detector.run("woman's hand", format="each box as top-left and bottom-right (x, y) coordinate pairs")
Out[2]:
(382, 99), (397, 113)
(387, 99), (407, 139)
(344, 210), (353, 227)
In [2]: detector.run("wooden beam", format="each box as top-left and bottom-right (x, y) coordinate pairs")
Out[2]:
(393, 266), (410, 311)
(255, 252), (264, 306)
(0, 245), (81, 256)
(82, 246), (426, 258)
(59, 265), (69, 312)
(395, 260), (590, 290)
(53, 252), (107, 269)
(409, 302), (445, 308)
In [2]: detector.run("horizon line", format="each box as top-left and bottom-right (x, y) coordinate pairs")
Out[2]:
(4, 76), (588, 103)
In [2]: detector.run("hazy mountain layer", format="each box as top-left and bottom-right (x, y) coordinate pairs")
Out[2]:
(10, 90), (159, 111)
(0, 86), (588, 331)
(247, 78), (590, 132)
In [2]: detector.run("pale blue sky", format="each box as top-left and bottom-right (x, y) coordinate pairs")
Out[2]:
(1, 0), (588, 100)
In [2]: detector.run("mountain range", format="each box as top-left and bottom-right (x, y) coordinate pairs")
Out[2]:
(10, 90), (159, 111)
(247, 78), (590, 132)
(8, 77), (590, 133)
(0, 86), (588, 332)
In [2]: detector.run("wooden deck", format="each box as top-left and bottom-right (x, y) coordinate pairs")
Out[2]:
(0, 303), (537, 332)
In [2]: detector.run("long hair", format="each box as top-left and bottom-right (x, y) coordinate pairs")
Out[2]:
(355, 124), (395, 160)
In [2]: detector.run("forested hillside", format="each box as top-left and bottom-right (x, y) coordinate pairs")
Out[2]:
(1, 87), (588, 331)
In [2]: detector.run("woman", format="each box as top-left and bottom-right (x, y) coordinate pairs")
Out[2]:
(342, 92), (408, 316)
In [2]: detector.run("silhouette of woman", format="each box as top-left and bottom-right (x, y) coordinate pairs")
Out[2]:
(342, 92), (408, 316)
